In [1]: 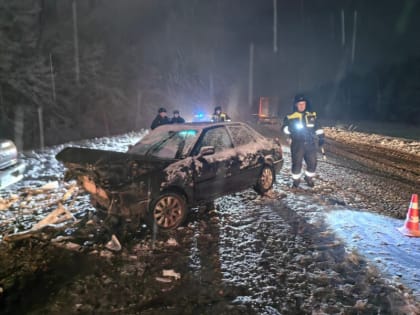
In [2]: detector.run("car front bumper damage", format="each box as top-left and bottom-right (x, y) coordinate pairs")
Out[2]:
(79, 175), (151, 222)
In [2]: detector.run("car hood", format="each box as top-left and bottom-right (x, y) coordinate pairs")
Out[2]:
(56, 147), (173, 188)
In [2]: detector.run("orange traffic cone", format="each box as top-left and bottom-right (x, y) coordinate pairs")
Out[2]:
(397, 194), (420, 237)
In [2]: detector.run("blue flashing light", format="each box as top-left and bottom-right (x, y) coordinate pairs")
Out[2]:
(179, 130), (198, 137)
(192, 108), (211, 122)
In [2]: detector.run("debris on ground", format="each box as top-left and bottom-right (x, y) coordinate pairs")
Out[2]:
(166, 237), (179, 246)
(40, 181), (60, 191)
(0, 195), (19, 211)
(162, 269), (181, 280)
(155, 276), (173, 283)
(105, 234), (122, 252)
(32, 204), (75, 230)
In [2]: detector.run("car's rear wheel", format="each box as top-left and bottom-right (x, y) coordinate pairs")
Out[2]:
(254, 165), (275, 194)
(149, 192), (187, 230)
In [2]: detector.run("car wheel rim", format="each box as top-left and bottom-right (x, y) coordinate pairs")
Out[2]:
(153, 196), (183, 228)
(260, 168), (273, 190)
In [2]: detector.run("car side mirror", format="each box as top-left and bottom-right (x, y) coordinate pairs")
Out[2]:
(198, 146), (215, 157)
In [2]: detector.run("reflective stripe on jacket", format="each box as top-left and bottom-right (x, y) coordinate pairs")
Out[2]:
(282, 111), (322, 142)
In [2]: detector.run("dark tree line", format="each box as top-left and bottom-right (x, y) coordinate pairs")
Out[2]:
(1, 0), (252, 149)
(309, 57), (420, 125)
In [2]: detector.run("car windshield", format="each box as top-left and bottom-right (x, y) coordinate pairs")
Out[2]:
(128, 129), (199, 159)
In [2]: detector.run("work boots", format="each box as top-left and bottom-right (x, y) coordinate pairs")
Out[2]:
(304, 176), (315, 187)
(292, 179), (300, 188)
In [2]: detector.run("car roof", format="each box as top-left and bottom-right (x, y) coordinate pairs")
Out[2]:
(151, 121), (247, 133)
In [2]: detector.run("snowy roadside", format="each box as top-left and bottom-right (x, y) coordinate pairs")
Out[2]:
(0, 130), (148, 238)
(273, 145), (420, 305)
(324, 127), (420, 156)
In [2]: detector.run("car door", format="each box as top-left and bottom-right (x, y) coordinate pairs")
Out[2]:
(192, 126), (238, 201)
(227, 124), (264, 190)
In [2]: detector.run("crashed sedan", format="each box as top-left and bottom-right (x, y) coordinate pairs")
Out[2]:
(56, 122), (283, 230)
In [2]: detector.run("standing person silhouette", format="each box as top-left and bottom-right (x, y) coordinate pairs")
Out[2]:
(151, 107), (170, 130)
(170, 110), (185, 124)
(282, 95), (324, 188)
(211, 106), (231, 122)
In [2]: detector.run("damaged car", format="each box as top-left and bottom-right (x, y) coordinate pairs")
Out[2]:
(56, 122), (283, 230)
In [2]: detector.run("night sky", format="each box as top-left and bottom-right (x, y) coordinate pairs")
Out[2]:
(135, 0), (420, 109)
(219, 0), (420, 95)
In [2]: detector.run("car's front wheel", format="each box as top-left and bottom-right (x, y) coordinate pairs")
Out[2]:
(149, 192), (187, 230)
(254, 165), (275, 194)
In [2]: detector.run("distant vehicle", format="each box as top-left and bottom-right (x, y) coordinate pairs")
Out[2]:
(56, 122), (283, 230)
(0, 139), (25, 189)
(254, 96), (280, 125)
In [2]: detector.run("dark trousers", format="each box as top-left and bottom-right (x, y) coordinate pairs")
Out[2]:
(291, 140), (317, 177)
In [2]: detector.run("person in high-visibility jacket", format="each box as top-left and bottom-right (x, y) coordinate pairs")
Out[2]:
(282, 95), (324, 188)
(211, 106), (231, 122)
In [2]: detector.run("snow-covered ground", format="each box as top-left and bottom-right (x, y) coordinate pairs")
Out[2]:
(0, 124), (419, 314)
(324, 126), (420, 156)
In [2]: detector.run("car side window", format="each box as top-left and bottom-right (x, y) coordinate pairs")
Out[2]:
(228, 125), (257, 146)
(197, 127), (233, 153)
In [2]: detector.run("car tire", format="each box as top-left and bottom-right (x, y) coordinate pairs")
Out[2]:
(254, 165), (275, 194)
(149, 192), (188, 230)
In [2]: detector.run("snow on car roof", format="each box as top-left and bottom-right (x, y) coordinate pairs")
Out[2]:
(150, 121), (246, 133)
(149, 121), (269, 141)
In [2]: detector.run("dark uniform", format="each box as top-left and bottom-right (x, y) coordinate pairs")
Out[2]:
(151, 107), (171, 130)
(211, 106), (231, 122)
(282, 95), (324, 188)
(170, 110), (185, 124)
